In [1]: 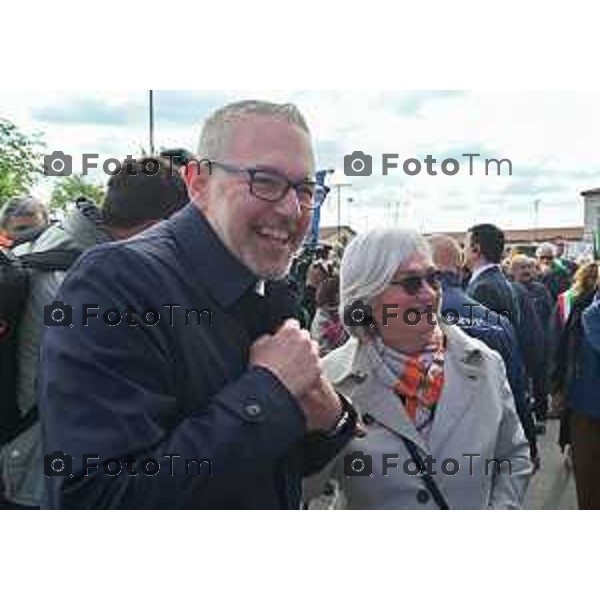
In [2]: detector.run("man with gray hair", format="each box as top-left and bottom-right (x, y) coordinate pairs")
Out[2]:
(38, 100), (356, 509)
(536, 242), (571, 301)
(510, 253), (554, 424)
(0, 196), (49, 249)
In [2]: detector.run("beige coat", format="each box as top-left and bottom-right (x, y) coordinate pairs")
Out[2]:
(305, 325), (532, 509)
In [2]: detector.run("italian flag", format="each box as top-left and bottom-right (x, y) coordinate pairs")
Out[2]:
(558, 289), (576, 325)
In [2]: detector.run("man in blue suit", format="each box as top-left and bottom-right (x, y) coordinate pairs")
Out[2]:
(430, 235), (538, 469)
(465, 224), (517, 320)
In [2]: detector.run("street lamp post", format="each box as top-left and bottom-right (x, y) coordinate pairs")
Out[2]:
(346, 197), (355, 230)
(149, 90), (155, 155)
(534, 198), (541, 243)
(333, 182), (352, 243)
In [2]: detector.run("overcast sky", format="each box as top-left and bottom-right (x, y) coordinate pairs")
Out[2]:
(1, 90), (598, 234)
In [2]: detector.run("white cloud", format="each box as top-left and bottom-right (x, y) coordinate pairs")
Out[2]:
(1, 90), (598, 231)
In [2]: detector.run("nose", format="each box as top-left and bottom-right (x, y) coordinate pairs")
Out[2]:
(417, 279), (438, 304)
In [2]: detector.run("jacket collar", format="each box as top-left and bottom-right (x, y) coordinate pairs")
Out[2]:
(470, 263), (501, 285)
(166, 204), (258, 308)
(324, 325), (486, 454)
(328, 325), (485, 384)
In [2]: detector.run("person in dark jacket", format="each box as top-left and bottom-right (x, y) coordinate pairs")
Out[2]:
(510, 254), (554, 423)
(465, 225), (546, 429)
(430, 236), (538, 468)
(0, 156), (190, 510)
(465, 224), (519, 322)
(552, 294), (600, 509)
(550, 264), (599, 461)
(38, 100), (356, 509)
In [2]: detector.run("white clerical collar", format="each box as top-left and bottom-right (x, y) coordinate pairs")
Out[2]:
(255, 280), (266, 297)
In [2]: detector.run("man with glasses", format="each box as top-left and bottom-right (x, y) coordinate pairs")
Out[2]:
(536, 242), (571, 302)
(38, 100), (356, 509)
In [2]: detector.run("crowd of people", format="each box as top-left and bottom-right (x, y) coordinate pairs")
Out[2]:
(295, 225), (600, 509)
(0, 99), (598, 510)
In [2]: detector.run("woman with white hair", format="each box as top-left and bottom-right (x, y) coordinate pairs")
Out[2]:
(305, 228), (532, 509)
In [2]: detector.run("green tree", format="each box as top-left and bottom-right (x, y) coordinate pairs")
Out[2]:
(0, 118), (44, 207)
(50, 174), (105, 210)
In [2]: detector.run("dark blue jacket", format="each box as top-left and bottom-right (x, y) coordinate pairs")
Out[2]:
(511, 281), (549, 377)
(570, 299), (600, 420)
(468, 266), (544, 381)
(467, 265), (518, 322)
(38, 204), (355, 509)
(441, 273), (536, 450)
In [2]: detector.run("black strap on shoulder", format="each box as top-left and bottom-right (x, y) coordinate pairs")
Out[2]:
(17, 249), (82, 271)
(401, 436), (450, 510)
(366, 411), (451, 510)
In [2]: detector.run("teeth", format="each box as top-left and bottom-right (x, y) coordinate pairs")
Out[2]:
(258, 228), (290, 242)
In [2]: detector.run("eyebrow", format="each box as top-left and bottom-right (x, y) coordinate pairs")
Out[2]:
(251, 164), (316, 182)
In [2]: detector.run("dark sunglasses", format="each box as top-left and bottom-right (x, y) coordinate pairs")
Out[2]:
(390, 270), (442, 296)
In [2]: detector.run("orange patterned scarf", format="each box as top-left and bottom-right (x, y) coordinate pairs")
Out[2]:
(380, 329), (447, 433)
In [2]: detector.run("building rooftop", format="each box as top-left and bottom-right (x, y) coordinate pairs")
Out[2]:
(429, 226), (584, 244)
(581, 188), (600, 197)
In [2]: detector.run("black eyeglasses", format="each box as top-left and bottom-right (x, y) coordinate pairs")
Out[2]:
(210, 161), (317, 210)
(390, 270), (442, 296)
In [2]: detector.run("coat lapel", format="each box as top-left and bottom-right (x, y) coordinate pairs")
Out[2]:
(325, 338), (430, 455)
(324, 327), (487, 458)
(428, 327), (483, 455)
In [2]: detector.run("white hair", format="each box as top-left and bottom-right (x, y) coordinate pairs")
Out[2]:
(340, 228), (432, 338)
(536, 242), (556, 258)
(197, 100), (310, 159)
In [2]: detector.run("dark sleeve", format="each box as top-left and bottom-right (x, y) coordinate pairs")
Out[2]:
(583, 301), (600, 354)
(543, 287), (554, 314)
(470, 281), (500, 314)
(498, 324), (537, 456)
(38, 246), (307, 509)
(298, 394), (357, 477)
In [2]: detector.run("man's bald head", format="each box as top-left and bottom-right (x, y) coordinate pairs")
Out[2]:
(429, 235), (463, 275)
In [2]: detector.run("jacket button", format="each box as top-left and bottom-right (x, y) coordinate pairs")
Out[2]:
(352, 372), (368, 383)
(362, 413), (375, 426)
(244, 403), (263, 419)
(417, 489), (430, 504)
